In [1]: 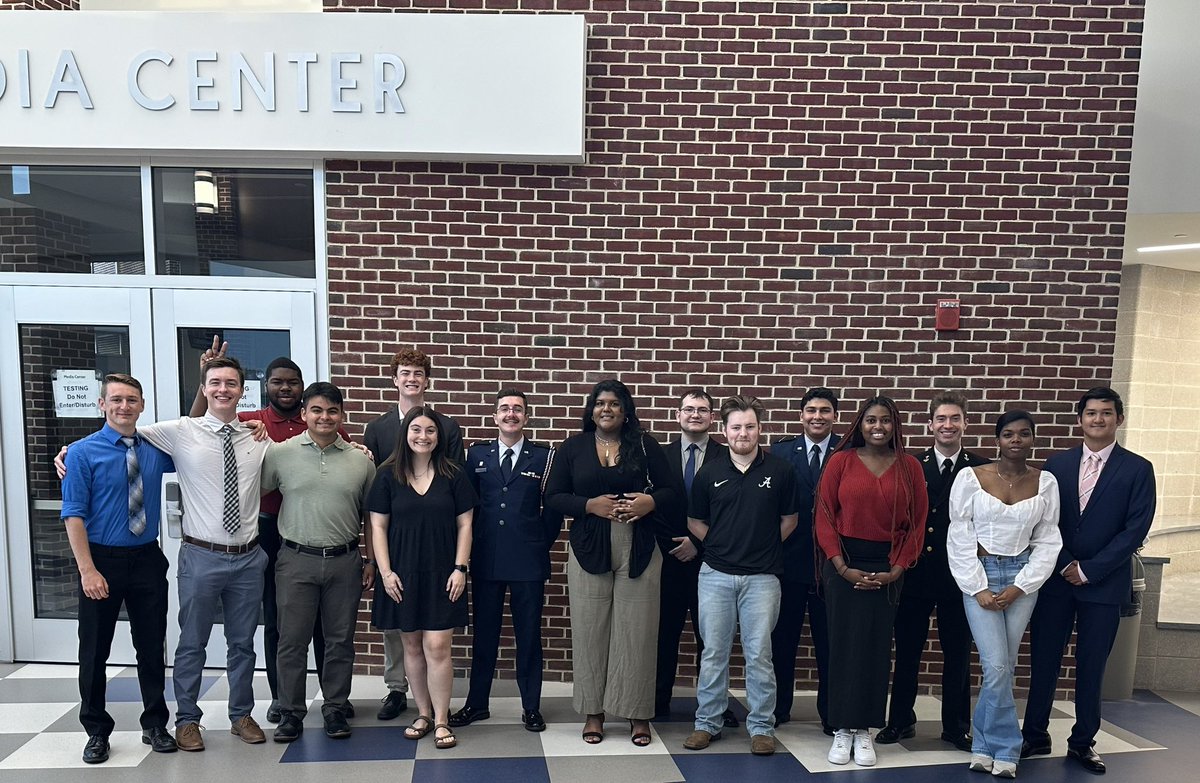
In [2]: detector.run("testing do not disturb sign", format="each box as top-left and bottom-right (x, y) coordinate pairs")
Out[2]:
(52, 369), (102, 418)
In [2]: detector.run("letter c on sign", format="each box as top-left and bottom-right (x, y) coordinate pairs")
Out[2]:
(129, 50), (176, 111)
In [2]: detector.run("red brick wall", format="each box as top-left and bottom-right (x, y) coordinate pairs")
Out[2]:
(326, 1), (1140, 703)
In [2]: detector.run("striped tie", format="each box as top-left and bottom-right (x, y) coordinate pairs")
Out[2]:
(1079, 454), (1101, 512)
(220, 424), (240, 534)
(120, 436), (146, 536)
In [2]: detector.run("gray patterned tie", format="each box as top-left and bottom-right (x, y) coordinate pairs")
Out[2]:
(220, 424), (240, 534)
(120, 436), (146, 536)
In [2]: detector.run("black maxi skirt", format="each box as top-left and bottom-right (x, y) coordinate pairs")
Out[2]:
(823, 537), (903, 730)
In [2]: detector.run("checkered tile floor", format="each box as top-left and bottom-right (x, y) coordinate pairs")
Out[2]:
(0, 662), (1192, 782)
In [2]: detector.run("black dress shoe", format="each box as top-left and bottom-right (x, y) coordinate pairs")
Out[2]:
(876, 725), (916, 744)
(376, 691), (407, 720)
(324, 711), (352, 739)
(823, 724), (835, 737)
(448, 705), (491, 727)
(266, 700), (282, 724)
(82, 735), (109, 764)
(941, 731), (974, 752)
(773, 713), (791, 726)
(1021, 739), (1052, 759)
(344, 701), (356, 719)
(273, 715), (303, 743)
(142, 727), (178, 753)
(522, 709), (547, 732)
(721, 709), (739, 728)
(1067, 746), (1106, 774)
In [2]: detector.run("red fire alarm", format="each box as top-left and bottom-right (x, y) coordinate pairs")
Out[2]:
(936, 299), (960, 331)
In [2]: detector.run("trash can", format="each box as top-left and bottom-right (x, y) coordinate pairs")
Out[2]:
(1101, 554), (1146, 700)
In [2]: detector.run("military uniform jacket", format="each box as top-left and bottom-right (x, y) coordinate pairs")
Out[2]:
(905, 447), (991, 598)
(466, 439), (562, 583)
(771, 433), (841, 584)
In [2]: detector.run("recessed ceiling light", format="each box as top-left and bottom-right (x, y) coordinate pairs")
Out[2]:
(1137, 242), (1200, 253)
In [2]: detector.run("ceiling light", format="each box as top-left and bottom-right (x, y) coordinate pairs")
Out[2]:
(1136, 241), (1200, 253)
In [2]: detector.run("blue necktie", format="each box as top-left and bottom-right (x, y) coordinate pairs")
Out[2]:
(501, 448), (514, 483)
(684, 443), (698, 495)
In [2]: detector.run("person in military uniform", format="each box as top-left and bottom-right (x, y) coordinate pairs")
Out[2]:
(448, 389), (562, 732)
(876, 392), (989, 751)
(769, 386), (841, 734)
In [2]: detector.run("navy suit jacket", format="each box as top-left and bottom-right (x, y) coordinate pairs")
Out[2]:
(660, 436), (727, 553)
(466, 439), (563, 582)
(771, 433), (841, 584)
(1041, 443), (1156, 605)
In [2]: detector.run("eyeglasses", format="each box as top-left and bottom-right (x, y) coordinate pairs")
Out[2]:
(497, 405), (526, 415)
(680, 406), (711, 415)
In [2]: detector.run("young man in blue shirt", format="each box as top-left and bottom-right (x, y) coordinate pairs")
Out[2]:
(62, 373), (178, 764)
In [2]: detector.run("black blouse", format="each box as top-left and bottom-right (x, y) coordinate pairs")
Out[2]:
(545, 431), (678, 578)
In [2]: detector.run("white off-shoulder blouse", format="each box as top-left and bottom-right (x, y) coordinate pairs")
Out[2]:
(946, 467), (1063, 597)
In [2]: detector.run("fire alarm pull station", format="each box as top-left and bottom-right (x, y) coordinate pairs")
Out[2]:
(936, 299), (960, 331)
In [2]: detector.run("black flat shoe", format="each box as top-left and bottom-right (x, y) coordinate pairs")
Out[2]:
(522, 709), (547, 732)
(1067, 746), (1106, 774)
(266, 700), (282, 724)
(83, 735), (109, 764)
(941, 731), (974, 752)
(142, 727), (178, 753)
(448, 705), (491, 727)
(876, 725), (916, 744)
(1021, 739), (1052, 759)
(721, 709), (739, 728)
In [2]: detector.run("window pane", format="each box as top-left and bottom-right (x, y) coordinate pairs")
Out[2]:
(0, 166), (145, 275)
(153, 168), (316, 278)
(178, 327), (291, 414)
(20, 324), (132, 620)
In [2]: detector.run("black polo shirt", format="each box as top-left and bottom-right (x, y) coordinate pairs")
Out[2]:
(689, 448), (797, 576)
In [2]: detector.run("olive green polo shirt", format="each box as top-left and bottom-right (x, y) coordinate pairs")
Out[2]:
(261, 432), (377, 547)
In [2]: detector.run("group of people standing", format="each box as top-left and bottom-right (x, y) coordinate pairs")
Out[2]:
(60, 343), (1155, 779)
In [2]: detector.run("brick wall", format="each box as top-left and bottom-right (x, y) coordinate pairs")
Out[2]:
(0, 1), (78, 9)
(324, 1), (1141, 701)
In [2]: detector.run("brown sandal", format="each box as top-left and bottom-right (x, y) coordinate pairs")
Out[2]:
(434, 723), (457, 749)
(404, 715), (433, 740)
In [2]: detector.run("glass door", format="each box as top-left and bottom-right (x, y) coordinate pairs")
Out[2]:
(0, 286), (156, 663)
(152, 289), (317, 667)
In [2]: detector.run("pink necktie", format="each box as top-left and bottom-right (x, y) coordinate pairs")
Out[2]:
(1079, 454), (1101, 511)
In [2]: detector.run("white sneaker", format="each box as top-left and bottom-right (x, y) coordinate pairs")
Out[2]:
(853, 729), (877, 766)
(991, 760), (1017, 778)
(827, 729), (853, 765)
(970, 754), (994, 773)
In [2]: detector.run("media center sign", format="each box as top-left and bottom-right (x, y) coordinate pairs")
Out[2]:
(0, 11), (586, 162)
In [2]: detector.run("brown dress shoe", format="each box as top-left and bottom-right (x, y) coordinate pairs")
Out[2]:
(751, 734), (776, 756)
(683, 729), (721, 750)
(230, 715), (266, 744)
(176, 722), (205, 752)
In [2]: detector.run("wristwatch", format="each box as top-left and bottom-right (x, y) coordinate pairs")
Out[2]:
(362, 558), (375, 566)
(453, 564), (468, 573)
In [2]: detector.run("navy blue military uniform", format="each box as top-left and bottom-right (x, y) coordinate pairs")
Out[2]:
(462, 439), (563, 712)
(769, 433), (839, 728)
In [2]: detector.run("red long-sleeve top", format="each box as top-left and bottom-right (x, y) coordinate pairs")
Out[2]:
(814, 449), (929, 569)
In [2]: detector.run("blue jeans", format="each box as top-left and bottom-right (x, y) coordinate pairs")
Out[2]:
(173, 543), (266, 726)
(962, 552), (1038, 764)
(694, 564), (780, 737)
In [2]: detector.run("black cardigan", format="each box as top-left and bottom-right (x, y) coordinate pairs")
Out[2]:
(545, 431), (678, 579)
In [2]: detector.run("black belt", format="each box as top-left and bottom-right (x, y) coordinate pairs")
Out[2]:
(182, 535), (260, 555)
(282, 539), (358, 558)
(90, 541), (160, 557)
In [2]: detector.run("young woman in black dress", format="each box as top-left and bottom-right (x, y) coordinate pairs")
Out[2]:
(370, 406), (476, 749)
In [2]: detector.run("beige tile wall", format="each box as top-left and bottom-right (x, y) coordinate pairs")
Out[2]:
(1114, 264), (1200, 524)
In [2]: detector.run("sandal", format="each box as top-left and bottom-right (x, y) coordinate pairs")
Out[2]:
(582, 713), (605, 744)
(630, 719), (652, 747)
(404, 715), (433, 740)
(434, 723), (457, 749)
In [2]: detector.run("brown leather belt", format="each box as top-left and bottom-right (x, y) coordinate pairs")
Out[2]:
(182, 534), (260, 555)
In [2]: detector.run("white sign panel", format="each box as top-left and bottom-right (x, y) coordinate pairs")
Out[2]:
(52, 369), (101, 418)
(0, 11), (586, 162)
(237, 380), (262, 414)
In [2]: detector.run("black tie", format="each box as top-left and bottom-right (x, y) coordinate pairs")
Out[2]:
(501, 448), (514, 482)
(120, 436), (146, 536)
(809, 444), (822, 482)
(221, 424), (240, 534)
(684, 443), (698, 495)
(941, 458), (953, 484)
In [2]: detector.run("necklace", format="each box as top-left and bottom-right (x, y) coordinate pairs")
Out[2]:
(595, 434), (618, 465)
(411, 464), (433, 480)
(995, 465), (1030, 488)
